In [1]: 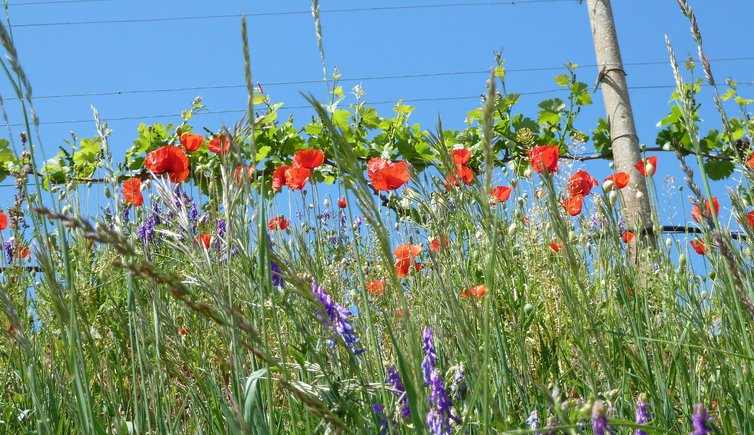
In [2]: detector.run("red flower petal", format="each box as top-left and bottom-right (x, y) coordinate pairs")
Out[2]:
(635, 156), (657, 176)
(366, 279), (385, 296)
(567, 170), (598, 197)
(208, 135), (230, 154)
(180, 133), (204, 152)
(272, 165), (291, 191)
(691, 197), (720, 223)
(604, 172), (630, 190)
(285, 167), (311, 190)
(0, 211), (6, 231)
(292, 149), (325, 169)
(621, 231), (635, 243)
(690, 238), (707, 255)
(144, 146), (190, 183)
(371, 161), (409, 191)
(451, 148), (472, 166)
(490, 186), (512, 204)
(528, 145), (560, 173)
(121, 177), (144, 207)
(561, 194), (584, 216)
(196, 233), (212, 249)
(267, 216), (290, 231)
(394, 243), (422, 259)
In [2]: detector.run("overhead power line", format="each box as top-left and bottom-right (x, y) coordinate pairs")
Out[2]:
(12, 0), (579, 28)
(6, 80), (753, 128)
(4, 56), (753, 102)
(8, 0), (110, 6)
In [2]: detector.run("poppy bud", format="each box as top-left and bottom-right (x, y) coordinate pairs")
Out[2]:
(602, 179), (615, 192)
(708, 271), (716, 280)
(523, 168), (533, 178)
(665, 238), (673, 248)
(507, 223), (517, 235)
(535, 189), (544, 199)
(523, 303), (533, 314)
(104, 187), (111, 199)
(608, 191), (618, 205)
(323, 198), (330, 208)
(679, 254), (687, 266)
(644, 163), (656, 176)
(337, 197), (347, 208)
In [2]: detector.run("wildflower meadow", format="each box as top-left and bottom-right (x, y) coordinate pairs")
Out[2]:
(1, 0), (753, 433)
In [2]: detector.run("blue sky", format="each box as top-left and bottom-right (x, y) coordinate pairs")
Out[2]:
(0, 0), (752, 232)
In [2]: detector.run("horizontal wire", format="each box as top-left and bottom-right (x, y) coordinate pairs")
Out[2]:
(5, 80), (752, 128)
(2, 56), (753, 102)
(8, 0), (110, 6)
(11, 0), (580, 28)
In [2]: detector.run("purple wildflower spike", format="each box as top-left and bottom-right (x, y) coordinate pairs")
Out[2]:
(426, 368), (458, 435)
(692, 404), (711, 435)
(421, 328), (437, 385)
(386, 365), (411, 419)
(312, 282), (363, 355)
(635, 395), (650, 435)
(591, 401), (609, 435)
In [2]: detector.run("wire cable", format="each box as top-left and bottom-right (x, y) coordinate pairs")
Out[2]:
(11, 0), (580, 28)
(4, 56), (753, 102)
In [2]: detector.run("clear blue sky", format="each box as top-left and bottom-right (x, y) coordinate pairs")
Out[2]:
(1, 0), (752, 230)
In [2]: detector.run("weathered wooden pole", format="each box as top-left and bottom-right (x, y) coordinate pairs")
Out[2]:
(586, 0), (655, 243)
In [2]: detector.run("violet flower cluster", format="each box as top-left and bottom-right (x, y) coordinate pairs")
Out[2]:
(386, 365), (411, 419)
(312, 282), (363, 355)
(421, 328), (437, 385)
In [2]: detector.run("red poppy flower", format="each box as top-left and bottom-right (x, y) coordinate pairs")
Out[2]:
(490, 186), (512, 204)
(603, 172), (630, 191)
(429, 236), (450, 252)
(196, 233), (212, 249)
(208, 135), (230, 154)
(461, 284), (487, 298)
(16, 244), (30, 260)
(267, 216), (290, 231)
(370, 161), (410, 191)
(366, 279), (385, 297)
(395, 308), (411, 319)
(621, 231), (635, 243)
(691, 197), (720, 223)
(144, 146), (190, 183)
(561, 194), (584, 216)
(0, 211), (7, 231)
(748, 154), (754, 169)
(292, 149), (325, 169)
(528, 145), (560, 173)
(180, 133), (204, 153)
(177, 327), (190, 336)
(367, 157), (391, 177)
(121, 177), (144, 207)
(451, 148), (472, 166)
(394, 258), (422, 277)
(337, 197), (348, 209)
(635, 156), (657, 176)
(284, 167), (311, 190)
(445, 163), (474, 188)
(567, 170), (598, 197)
(549, 242), (563, 252)
(394, 243), (421, 259)
(233, 166), (255, 185)
(747, 210), (754, 228)
(690, 238), (707, 255)
(272, 165), (291, 191)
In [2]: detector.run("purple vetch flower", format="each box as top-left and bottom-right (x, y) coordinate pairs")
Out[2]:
(692, 404), (711, 435)
(339, 211), (347, 227)
(217, 218), (227, 239)
(421, 328), (437, 385)
(372, 403), (390, 434)
(353, 216), (363, 231)
(121, 205), (130, 224)
(635, 395), (650, 435)
(386, 365), (411, 419)
(3, 239), (14, 263)
(525, 410), (540, 431)
(320, 209), (332, 224)
(270, 262), (285, 289)
(151, 202), (162, 226)
(426, 368), (459, 435)
(591, 401), (609, 435)
(312, 282), (364, 355)
(138, 213), (157, 243)
(188, 203), (199, 222)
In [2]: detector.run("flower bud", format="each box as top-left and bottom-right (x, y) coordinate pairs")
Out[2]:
(507, 223), (517, 235)
(602, 179), (615, 192)
(645, 163), (656, 176)
(323, 198), (330, 208)
(665, 238), (673, 248)
(523, 168), (532, 178)
(608, 191), (618, 205)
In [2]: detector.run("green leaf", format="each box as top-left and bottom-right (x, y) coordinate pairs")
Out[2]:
(493, 65), (505, 79)
(252, 93), (268, 105)
(393, 103), (415, 116)
(721, 87), (736, 101)
(255, 145), (272, 161)
(332, 109), (351, 129)
(703, 158), (734, 181)
(537, 98), (565, 126)
(554, 74), (570, 87)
